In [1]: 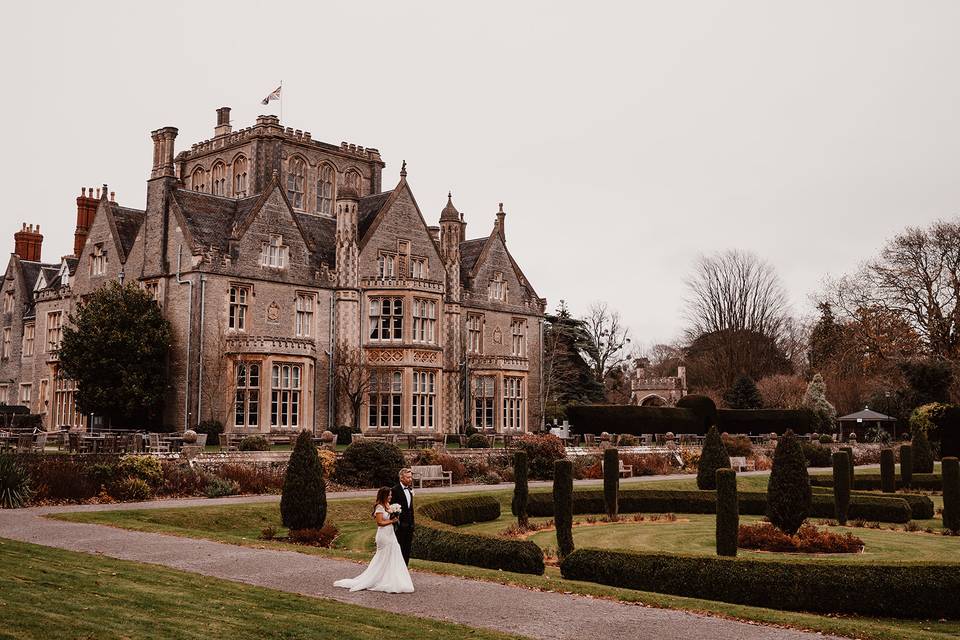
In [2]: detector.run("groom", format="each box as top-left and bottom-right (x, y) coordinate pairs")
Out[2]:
(392, 468), (415, 565)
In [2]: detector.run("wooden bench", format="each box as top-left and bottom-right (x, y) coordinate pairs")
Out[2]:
(601, 459), (634, 478)
(729, 456), (755, 472)
(411, 464), (453, 488)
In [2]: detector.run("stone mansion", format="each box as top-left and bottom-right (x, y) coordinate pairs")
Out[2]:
(0, 107), (546, 435)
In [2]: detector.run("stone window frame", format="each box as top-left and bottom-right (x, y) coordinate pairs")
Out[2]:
(295, 291), (316, 338)
(510, 318), (527, 357)
(90, 244), (108, 276)
(270, 362), (302, 429)
(2, 289), (13, 314)
(46, 311), (62, 353)
(19, 383), (32, 406)
(467, 313), (483, 354)
(21, 322), (34, 358)
(410, 257), (428, 280)
(368, 296), (403, 342)
(473, 375), (495, 431)
(412, 298), (437, 344)
(503, 376), (525, 432)
(233, 155), (248, 197)
(368, 368), (403, 430)
(142, 279), (161, 306)
(260, 235), (289, 270)
(286, 156), (307, 210)
(1, 327), (9, 360)
(191, 167), (206, 192)
(316, 163), (336, 215)
(211, 161), (227, 196)
(0, 384), (7, 405)
(234, 361), (261, 430)
(411, 369), (437, 430)
(53, 374), (82, 429)
(488, 272), (507, 302)
(228, 283), (252, 332)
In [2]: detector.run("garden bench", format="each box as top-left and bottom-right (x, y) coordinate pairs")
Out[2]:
(729, 456), (755, 472)
(601, 459), (633, 478)
(411, 464), (452, 488)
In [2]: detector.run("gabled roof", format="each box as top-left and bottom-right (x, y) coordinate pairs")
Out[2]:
(459, 238), (486, 282)
(838, 408), (897, 422)
(63, 257), (78, 276)
(18, 260), (48, 293)
(295, 213), (337, 268)
(110, 204), (146, 260)
(357, 190), (393, 240)
(35, 265), (60, 291)
(458, 222), (540, 301)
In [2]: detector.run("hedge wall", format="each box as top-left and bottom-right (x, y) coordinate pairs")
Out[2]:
(412, 495), (544, 575)
(715, 409), (815, 435)
(560, 549), (960, 618)
(567, 404), (816, 436)
(526, 488), (915, 523)
(810, 473), (942, 491)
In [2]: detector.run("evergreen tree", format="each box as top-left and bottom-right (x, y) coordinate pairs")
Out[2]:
(58, 282), (171, 428)
(697, 426), (731, 490)
(913, 430), (935, 474)
(723, 375), (763, 409)
(766, 430), (811, 535)
(511, 450), (530, 528)
(808, 302), (843, 371)
(280, 431), (327, 531)
(542, 302), (604, 421)
(802, 373), (837, 433)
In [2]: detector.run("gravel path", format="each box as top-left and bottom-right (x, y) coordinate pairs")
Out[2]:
(0, 481), (847, 640)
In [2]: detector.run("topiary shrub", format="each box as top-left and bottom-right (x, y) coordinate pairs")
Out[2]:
(603, 448), (619, 520)
(195, 420), (224, 446)
(800, 441), (833, 468)
(280, 431), (326, 531)
(467, 433), (490, 448)
(553, 459), (574, 559)
(900, 444), (913, 488)
(766, 430), (811, 535)
(511, 450), (529, 527)
(715, 468), (738, 557)
(239, 435), (270, 451)
(880, 448), (896, 493)
(913, 431), (934, 473)
(697, 426), (730, 490)
(116, 455), (163, 488)
(0, 454), (33, 508)
(840, 445), (854, 487)
(513, 433), (566, 480)
(832, 451), (850, 525)
(943, 457), (960, 534)
(676, 394), (717, 432)
(334, 440), (404, 488)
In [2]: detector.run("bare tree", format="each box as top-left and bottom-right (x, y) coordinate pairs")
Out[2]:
(334, 345), (372, 431)
(199, 320), (232, 426)
(581, 302), (631, 388)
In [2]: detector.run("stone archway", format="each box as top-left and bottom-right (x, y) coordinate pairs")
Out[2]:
(639, 394), (668, 407)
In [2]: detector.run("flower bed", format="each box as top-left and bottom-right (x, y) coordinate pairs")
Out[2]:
(737, 522), (864, 553)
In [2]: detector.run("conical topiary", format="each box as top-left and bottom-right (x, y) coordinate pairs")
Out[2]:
(697, 426), (731, 490)
(766, 430), (811, 535)
(723, 375), (763, 410)
(913, 430), (935, 474)
(280, 431), (327, 531)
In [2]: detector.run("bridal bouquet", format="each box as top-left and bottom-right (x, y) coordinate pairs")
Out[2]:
(388, 503), (402, 514)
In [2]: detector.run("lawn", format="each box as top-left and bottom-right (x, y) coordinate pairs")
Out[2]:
(0, 537), (521, 640)
(53, 483), (960, 640)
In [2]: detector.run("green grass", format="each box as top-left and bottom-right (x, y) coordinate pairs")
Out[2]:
(0, 537), (522, 640)
(52, 485), (960, 640)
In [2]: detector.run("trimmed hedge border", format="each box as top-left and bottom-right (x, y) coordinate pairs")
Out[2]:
(412, 495), (544, 575)
(810, 487), (934, 520)
(560, 549), (960, 618)
(810, 473), (942, 491)
(526, 488), (918, 523)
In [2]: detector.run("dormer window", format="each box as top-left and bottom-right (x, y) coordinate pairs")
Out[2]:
(317, 164), (334, 215)
(261, 235), (288, 269)
(211, 162), (226, 196)
(59, 263), (70, 287)
(287, 157), (305, 209)
(91, 244), (107, 276)
(233, 156), (248, 197)
(488, 272), (506, 302)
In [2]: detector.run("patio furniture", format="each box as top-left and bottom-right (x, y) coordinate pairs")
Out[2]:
(601, 458), (634, 478)
(15, 435), (33, 453)
(32, 432), (47, 452)
(583, 433), (596, 446)
(146, 433), (170, 454)
(411, 464), (453, 488)
(729, 456), (755, 472)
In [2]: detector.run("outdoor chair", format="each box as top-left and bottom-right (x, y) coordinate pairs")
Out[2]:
(15, 435), (33, 453)
(411, 464), (453, 488)
(32, 432), (47, 453)
(146, 433), (170, 454)
(601, 458), (634, 478)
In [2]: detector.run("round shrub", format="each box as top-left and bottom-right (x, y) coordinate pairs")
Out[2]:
(335, 440), (404, 488)
(0, 454), (33, 508)
(800, 441), (833, 468)
(319, 430), (335, 443)
(467, 433), (490, 448)
(116, 455), (163, 488)
(281, 431), (327, 531)
(113, 476), (152, 502)
(676, 394), (717, 432)
(316, 448), (336, 478)
(603, 448), (619, 520)
(880, 448), (896, 493)
(239, 435), (270, 451)
(943, 457), (960, 534)
(512, 450), (529, 527)
(900, 444), (913, 488)
(767, 430), (811, 535)
(913, 431), (935, 474)
(819, 434), (834, 444)
(715, 468), (738, 557)
(832, 451), (850, 525)
(204, 477), (240, 498)
(553, 459), (575, 559)
(513, 433), (566, 480)
(195, 420), (224, 446)
(697, 426), (730, 490)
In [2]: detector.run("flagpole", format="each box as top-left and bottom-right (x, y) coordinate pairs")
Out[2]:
(280, 80), (283, 123)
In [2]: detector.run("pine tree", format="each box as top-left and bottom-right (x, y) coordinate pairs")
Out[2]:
(802, 373), (837, 433)
(767, 430), (811, 535)
(280, 431), (327, 531)
(723, 375), (763, 409)
(697, 426), (731, 490)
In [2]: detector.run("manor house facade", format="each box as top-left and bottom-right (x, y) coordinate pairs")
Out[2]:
(0, 108), (546, 435)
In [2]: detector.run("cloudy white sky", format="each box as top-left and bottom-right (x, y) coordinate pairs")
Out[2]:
(2, 1), (959, 347)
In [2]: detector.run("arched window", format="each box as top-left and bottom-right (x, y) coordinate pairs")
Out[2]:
(345, 169), (362, 196)
(233, 156), (248, 197)
(316, 164), (334, 215)
(211, 162), (226, 196)
(286, 157), (305, 209)
(191, 168), (206, 192)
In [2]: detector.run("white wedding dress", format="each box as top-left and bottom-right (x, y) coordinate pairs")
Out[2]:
(334, 505), (414, 593)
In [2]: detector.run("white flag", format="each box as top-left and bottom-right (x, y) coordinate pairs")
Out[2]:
(261, 86), (282, 105)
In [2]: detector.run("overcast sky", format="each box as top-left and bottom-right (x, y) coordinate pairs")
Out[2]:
(3, 1), (959, 349)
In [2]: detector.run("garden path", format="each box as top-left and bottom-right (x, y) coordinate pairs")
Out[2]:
(0, 487), (844, 640)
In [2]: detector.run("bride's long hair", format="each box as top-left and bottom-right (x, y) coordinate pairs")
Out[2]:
(372, 486), (392, 516)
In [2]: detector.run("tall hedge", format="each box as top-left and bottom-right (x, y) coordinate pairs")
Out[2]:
(334, 440), (404, 487)
(553, 459), (574, 559)
(567, 405), (702, 435)
(511, 450), (530, 527)
(697, 426), (730, 490)
(676, 394), (717, 432)
(715, 468), (738, 557)
(880, 448), (896, 494)
(913, 431), (935, 474)
(943, 457), (960, 534)
(841, 445), (854, 488)
(832, 451), (850, 525)
(900, 444), (913, 488)
(603, 448), (619, 520)
(766, 430), (811, 534)
(280, 431), (326, 531)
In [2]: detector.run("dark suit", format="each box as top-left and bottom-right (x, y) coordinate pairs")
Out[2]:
(392, 482), (415, 565)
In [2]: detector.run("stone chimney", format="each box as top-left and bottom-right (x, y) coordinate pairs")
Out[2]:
(150, 127), (179, 179)
(215, 107), (232, 136)
(495, 202), (506, 243)
(14, 223), (43, 262)
(73, 186), (100, 257)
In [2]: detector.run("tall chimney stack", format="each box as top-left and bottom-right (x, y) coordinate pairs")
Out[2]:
(495, 203), (506, 243)
(73, 187), (99, 257)
(215, 107), (232, 136)
(14, 223), (43, 262)
(150, 127), (179, 179)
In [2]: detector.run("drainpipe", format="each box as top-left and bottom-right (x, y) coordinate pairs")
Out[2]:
(326, 290), (335, 433)
(539, 318), (544, 431)
(176, 245), (193, 432)
(196, 274), (207, 423)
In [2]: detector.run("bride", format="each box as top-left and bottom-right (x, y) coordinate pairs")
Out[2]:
(334, 486), (414, 593)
